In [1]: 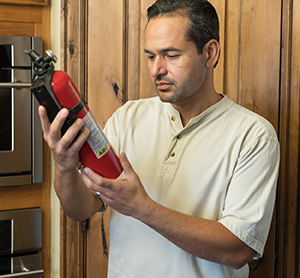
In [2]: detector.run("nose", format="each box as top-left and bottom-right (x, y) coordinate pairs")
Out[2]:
(149, 56), (167, 78)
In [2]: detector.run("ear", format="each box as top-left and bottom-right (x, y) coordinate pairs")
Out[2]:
(204, 39), (220, 68)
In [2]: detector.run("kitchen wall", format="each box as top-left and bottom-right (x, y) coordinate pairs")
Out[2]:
(50, 1), (60, 277)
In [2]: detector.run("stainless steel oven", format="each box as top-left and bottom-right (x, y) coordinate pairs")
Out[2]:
(0, 207), (43, 277)
(0, 36), (43, 186)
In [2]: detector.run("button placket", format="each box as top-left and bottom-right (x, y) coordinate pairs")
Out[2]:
(168, 113), (184, 159)
(168, 132), (184, 158)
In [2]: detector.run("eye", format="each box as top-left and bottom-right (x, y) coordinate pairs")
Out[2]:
(147, 55), (155, 61)
(167, 54), (179, 60)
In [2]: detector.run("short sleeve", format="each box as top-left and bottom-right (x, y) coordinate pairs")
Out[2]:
(218, 137), (280, 256)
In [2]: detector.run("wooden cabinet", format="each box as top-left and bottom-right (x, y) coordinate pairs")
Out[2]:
(0, 0), (48, 5)
(61, 1), (300, 277)
(0, 2), (51, 278)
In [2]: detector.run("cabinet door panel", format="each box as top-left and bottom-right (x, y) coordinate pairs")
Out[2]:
(87, 1), (125, 127)
(86, 1), (125, 278)
(0, 0), (48, 5)
(138, 0), (159, 100)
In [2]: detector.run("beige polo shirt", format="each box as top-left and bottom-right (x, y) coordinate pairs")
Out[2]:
(104, 95), (279, 278)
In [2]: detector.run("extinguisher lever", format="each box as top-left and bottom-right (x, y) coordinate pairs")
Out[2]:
(25, 49), (50, 73)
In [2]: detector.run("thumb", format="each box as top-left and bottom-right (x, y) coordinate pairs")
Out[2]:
(119, 152), (137, 181)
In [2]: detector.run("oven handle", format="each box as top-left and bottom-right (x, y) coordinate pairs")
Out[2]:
(0, 82), (31, 89)
(0, 270), (44, 278)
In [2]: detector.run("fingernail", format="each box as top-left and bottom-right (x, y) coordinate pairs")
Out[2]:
(61, 109), (68, 116)
(122, 153), (128, 161)
(76, 119), (83, 125)
(38, 106), (44, 115)
(82, 167), (89, 175)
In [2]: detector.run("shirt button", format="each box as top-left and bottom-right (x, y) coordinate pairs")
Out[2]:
(170, 151), (175, 157)
(171, 116), (176, 121)
(177, 134), (182, 139)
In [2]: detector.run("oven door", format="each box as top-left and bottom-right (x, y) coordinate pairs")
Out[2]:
(0, 36), (42, 186)
(0, 208), (43, 278)
(0, 254), (44, 278)
(0, 73), (32, 185)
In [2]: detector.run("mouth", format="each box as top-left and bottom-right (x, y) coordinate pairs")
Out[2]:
(156, 81), (173, 91)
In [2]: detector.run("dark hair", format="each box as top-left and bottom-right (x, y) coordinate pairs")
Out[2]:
(147, 0), (219, 55)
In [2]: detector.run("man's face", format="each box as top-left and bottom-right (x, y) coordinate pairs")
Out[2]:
(144, 15), (207, 106)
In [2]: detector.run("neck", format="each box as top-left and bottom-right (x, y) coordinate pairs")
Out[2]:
(172, 90), (222, 127)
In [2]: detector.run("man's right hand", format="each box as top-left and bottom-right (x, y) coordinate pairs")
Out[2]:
(38, 106), (89, 174)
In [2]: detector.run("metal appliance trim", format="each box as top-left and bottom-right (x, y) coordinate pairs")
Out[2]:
(31, 37), (43, 185)
(0, 270), (44, 278)
(0, 83), (31, 88)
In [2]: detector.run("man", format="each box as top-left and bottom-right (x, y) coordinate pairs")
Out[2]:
(39, 0), (280, 277)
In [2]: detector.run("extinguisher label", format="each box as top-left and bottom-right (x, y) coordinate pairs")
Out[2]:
(81, 112), (110, 159)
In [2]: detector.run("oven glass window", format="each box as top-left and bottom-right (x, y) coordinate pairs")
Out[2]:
(0, 219), (12, 254)
(0, 45), (12, 67)
(0, 257), (10, 275)
(0, 45), (13, 151)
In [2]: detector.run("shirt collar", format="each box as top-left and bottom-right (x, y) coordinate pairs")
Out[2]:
(164, 95), (233, 132)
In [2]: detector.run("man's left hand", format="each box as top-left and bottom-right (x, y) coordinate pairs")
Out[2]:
(80, 152), (152, 217)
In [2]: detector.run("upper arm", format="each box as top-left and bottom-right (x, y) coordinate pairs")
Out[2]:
(219, 138), (279, 257)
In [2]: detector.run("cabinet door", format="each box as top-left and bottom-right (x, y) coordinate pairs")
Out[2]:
(0, 0), (48, 5)
(86, 1), (125, 277)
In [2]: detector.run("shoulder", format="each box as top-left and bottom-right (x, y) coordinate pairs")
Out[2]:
(105, 96), (164, 131)
(112, 96), (164, 120)
(120, 96), (162, 111)
(224, 97), (278, 141)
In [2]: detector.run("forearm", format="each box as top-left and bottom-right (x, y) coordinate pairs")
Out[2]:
(136, 199), (255, 269)
(54, 167), (103, 221)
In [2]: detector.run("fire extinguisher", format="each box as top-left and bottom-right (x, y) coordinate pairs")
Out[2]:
(25, 49), (123, 179)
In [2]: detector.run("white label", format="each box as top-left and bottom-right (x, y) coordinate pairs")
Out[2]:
(81, 112), (110, 159)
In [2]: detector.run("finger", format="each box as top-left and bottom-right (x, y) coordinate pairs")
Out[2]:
(68, 126), (89, 152)
(79, 171), (103, 202)
(119, 152), (138, 181)
(38, 105), (51, 134)
(81, 168), (113, 201)
(60, 118), (85, 149)
(49, 108), (69, 139)
(82, 167), (105, 188)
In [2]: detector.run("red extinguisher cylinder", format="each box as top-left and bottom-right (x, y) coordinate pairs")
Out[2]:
(51, 71), (123, 179)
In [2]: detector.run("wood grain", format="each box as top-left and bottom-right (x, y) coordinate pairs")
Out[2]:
(277, 0), (300, 277)
(0, 0), (48, 6)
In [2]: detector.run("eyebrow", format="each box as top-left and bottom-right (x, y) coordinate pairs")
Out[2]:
(144, 47), (183, 54)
